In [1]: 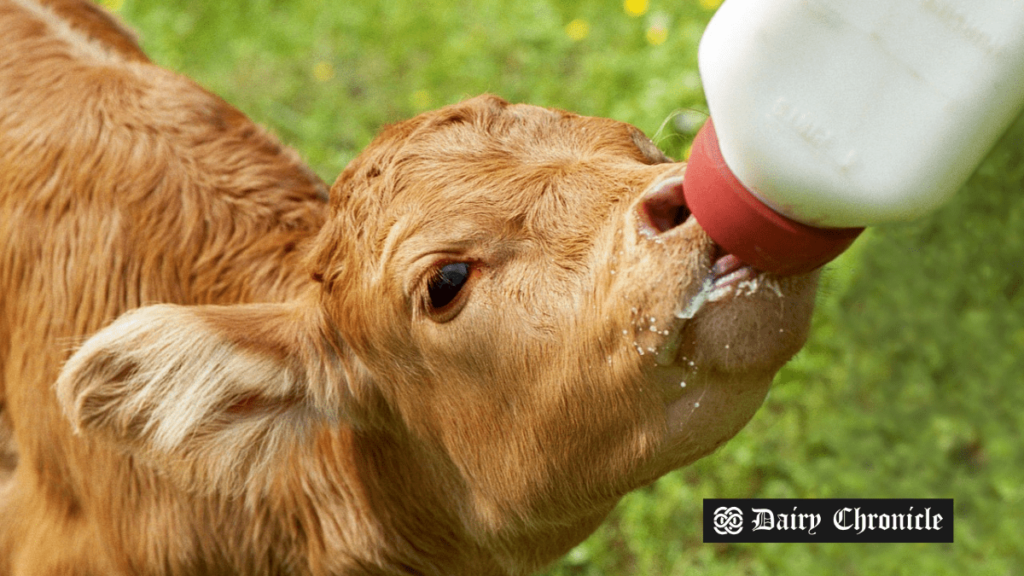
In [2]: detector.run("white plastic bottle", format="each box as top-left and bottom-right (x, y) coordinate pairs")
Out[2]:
(683, 0), (1024, 275)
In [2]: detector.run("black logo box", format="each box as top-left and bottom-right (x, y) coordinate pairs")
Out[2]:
(704, 498), (953, 543)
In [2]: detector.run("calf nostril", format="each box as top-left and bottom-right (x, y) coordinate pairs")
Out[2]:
(640, 177), (691, 234)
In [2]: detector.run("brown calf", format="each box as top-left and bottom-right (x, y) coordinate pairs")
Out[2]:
(0, 1), (820, 574)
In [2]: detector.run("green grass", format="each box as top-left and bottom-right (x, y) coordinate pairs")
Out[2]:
(104, 0), (1024, 573)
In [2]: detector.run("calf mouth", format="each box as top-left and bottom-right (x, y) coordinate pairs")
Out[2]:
(637, 175), (787, 369)
(651, 244), (780, 367)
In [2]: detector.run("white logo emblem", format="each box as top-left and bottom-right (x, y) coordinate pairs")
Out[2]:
(713, 506), (744, 535)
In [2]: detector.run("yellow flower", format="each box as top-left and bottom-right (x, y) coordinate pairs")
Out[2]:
(565, 19), (590, 41)
(624, 0), (648, 18)
(700, 0), (724, 10)
(646, 25), (668, 45)
(100, 0), (124, 11)
(313, 61), (335, 83)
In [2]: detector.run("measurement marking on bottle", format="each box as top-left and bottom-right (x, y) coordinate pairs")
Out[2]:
(919, 0), (1002, 57)
(772, 97), (859, 172)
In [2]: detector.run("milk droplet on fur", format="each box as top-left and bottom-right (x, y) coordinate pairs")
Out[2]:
(676, 275), (714, 320)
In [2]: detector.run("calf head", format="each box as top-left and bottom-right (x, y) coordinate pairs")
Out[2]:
(57, 95), (818, 569)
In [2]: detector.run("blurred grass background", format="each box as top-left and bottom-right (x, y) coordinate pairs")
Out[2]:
(101, 0), (1023, 573)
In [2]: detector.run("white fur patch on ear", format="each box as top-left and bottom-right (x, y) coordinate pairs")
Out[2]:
(56, 304), (330, 495)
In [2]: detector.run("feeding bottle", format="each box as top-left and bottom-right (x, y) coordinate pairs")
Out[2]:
(683, 0), (1024, 275)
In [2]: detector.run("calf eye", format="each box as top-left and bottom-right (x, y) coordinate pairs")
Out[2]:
(427, 262), (471, 312)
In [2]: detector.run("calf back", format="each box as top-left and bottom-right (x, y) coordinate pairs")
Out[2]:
(0, 0), (327, 571)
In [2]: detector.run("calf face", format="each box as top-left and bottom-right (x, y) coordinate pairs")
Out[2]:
(308, 96), (819, 523)
(55, 96), (818, 574)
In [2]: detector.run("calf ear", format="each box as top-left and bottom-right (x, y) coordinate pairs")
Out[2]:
(55, 300), (379, 496)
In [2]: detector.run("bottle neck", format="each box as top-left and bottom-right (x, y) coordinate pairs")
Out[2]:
(682, 119), (864, 276)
